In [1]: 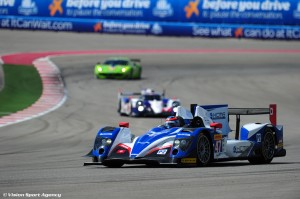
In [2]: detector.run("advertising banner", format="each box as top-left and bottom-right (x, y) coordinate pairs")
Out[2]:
(1, 16), (300, 39)
(1, 0), (300, 25)
(1, 0), (300, 39)
(180, 0), (300, 25)
(0, 0), (179, 21)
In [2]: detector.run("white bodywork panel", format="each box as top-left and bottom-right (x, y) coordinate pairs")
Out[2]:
(242, 123), (267, 139)
(176, 106), (193, 119)
(149, 100), (163, 114)
(108, 127), (132, 156)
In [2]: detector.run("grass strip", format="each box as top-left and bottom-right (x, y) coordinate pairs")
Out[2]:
(0, 64), (42, 117)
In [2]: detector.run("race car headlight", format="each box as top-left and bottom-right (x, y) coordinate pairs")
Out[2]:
(97, 67), (102, 72)
(101, 138), (112, 146)
(121, 67), (127, 73)
(179, 139), (191, 151)
(173, 139), (192, 151)
(174, 139), (180, 148)
(138, 106), (144, 112)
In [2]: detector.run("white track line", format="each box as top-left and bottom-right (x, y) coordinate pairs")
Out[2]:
(0, 57), (67, 127)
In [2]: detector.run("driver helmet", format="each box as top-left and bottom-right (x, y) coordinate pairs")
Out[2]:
(165, 116), (181, 128)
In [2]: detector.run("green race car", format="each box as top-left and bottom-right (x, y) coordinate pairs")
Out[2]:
(94, 57), (142, 79)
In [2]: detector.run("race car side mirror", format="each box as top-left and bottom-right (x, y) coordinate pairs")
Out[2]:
(210, 122), (222, 131)
(119, 122), (129, 128)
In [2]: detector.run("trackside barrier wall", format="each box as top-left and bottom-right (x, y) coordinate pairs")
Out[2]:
(0, 0), (300, 40)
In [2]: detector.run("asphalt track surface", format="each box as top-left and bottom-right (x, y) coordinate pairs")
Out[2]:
(0, 30), (300, 199)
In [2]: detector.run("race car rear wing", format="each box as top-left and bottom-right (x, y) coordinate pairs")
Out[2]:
(118, 89), (165, 98)
(228, 104), (277, 139)
(130, 59), (141, 63)
(190, 104), (277, 139)
(118, 92), (141, 96)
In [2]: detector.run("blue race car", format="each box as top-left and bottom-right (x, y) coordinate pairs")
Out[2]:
(118, 88), (180, 117)
(84, 104), (286, 167)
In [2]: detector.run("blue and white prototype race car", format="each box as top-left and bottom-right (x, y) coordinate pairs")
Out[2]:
(84, 104), (286, 167)
(117, 88), (180, 117)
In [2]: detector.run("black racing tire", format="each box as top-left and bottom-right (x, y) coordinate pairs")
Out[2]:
(129, 69), (134, 79)
(103, 161), (124, 168)
(92, 156), (98, 163)
(248, 128), (275, 164)
(138, 68), (142, 79)
(129, 104), (134, 117)
(196, 133), (213, 166)
(117, 100), (121, 113)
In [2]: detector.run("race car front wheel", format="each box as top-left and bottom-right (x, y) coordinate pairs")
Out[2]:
(248, 128), (275, 164)
(92, 156), (98, 163)
(196, 133), (212, 166)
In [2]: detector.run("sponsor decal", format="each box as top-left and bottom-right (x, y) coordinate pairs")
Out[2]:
(293, 1), (300, 19)
(151, 23), (163, 35)
(202, 0), (290, 12)
(256, 133), (261, 142)
(152, 0), (174, 18)
(214, 140), (222, 153)
(100, 0), (151, 10)
(181, 158), (197, 164)
(198, 0), (291, 22)
(99, 132), (113, 136)
(0, 0), (15, 14)
(18, 0), (38, 16)
(116, 149), (126, 154)
(244, 28), (300, 39)
(0, 18), (73, 31)
(157, 149), (168, 155)
(210, 112), (226, 120)
(65, 0), (152, 10)
(66, 0), (100, 9)
(277, 142), (283, 148)
(49, 0), (63, 16)
(233, 145), (248, 153)
(214, 134), (222, 141)
(64, 0), (150, 17)
(119, 143), (131, 150)
(177, 133), (191, 137)
(277, 139), (283, 148)
(94, 22), (102, 32)
(102, 21), (150, 34)
(235, 27), (243, 38)
(184, 0), (200, 19)
(0, 0), (15, 7)
(198, 27), (232, 37)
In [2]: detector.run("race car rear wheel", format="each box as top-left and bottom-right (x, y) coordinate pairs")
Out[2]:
(117, 100), (121, 113)
(248, 128), (275, 164)
(196, 133), (212, 166)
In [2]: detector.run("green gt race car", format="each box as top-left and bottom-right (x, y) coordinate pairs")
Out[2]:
(94, 57), (142, 79)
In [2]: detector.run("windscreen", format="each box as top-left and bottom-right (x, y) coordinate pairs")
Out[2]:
(104, 60), (129, 66)
(144, 95), (161, 101)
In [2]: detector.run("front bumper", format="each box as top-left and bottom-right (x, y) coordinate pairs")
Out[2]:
(84, 157), (180, 166)
(95, 72), (130, 79)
